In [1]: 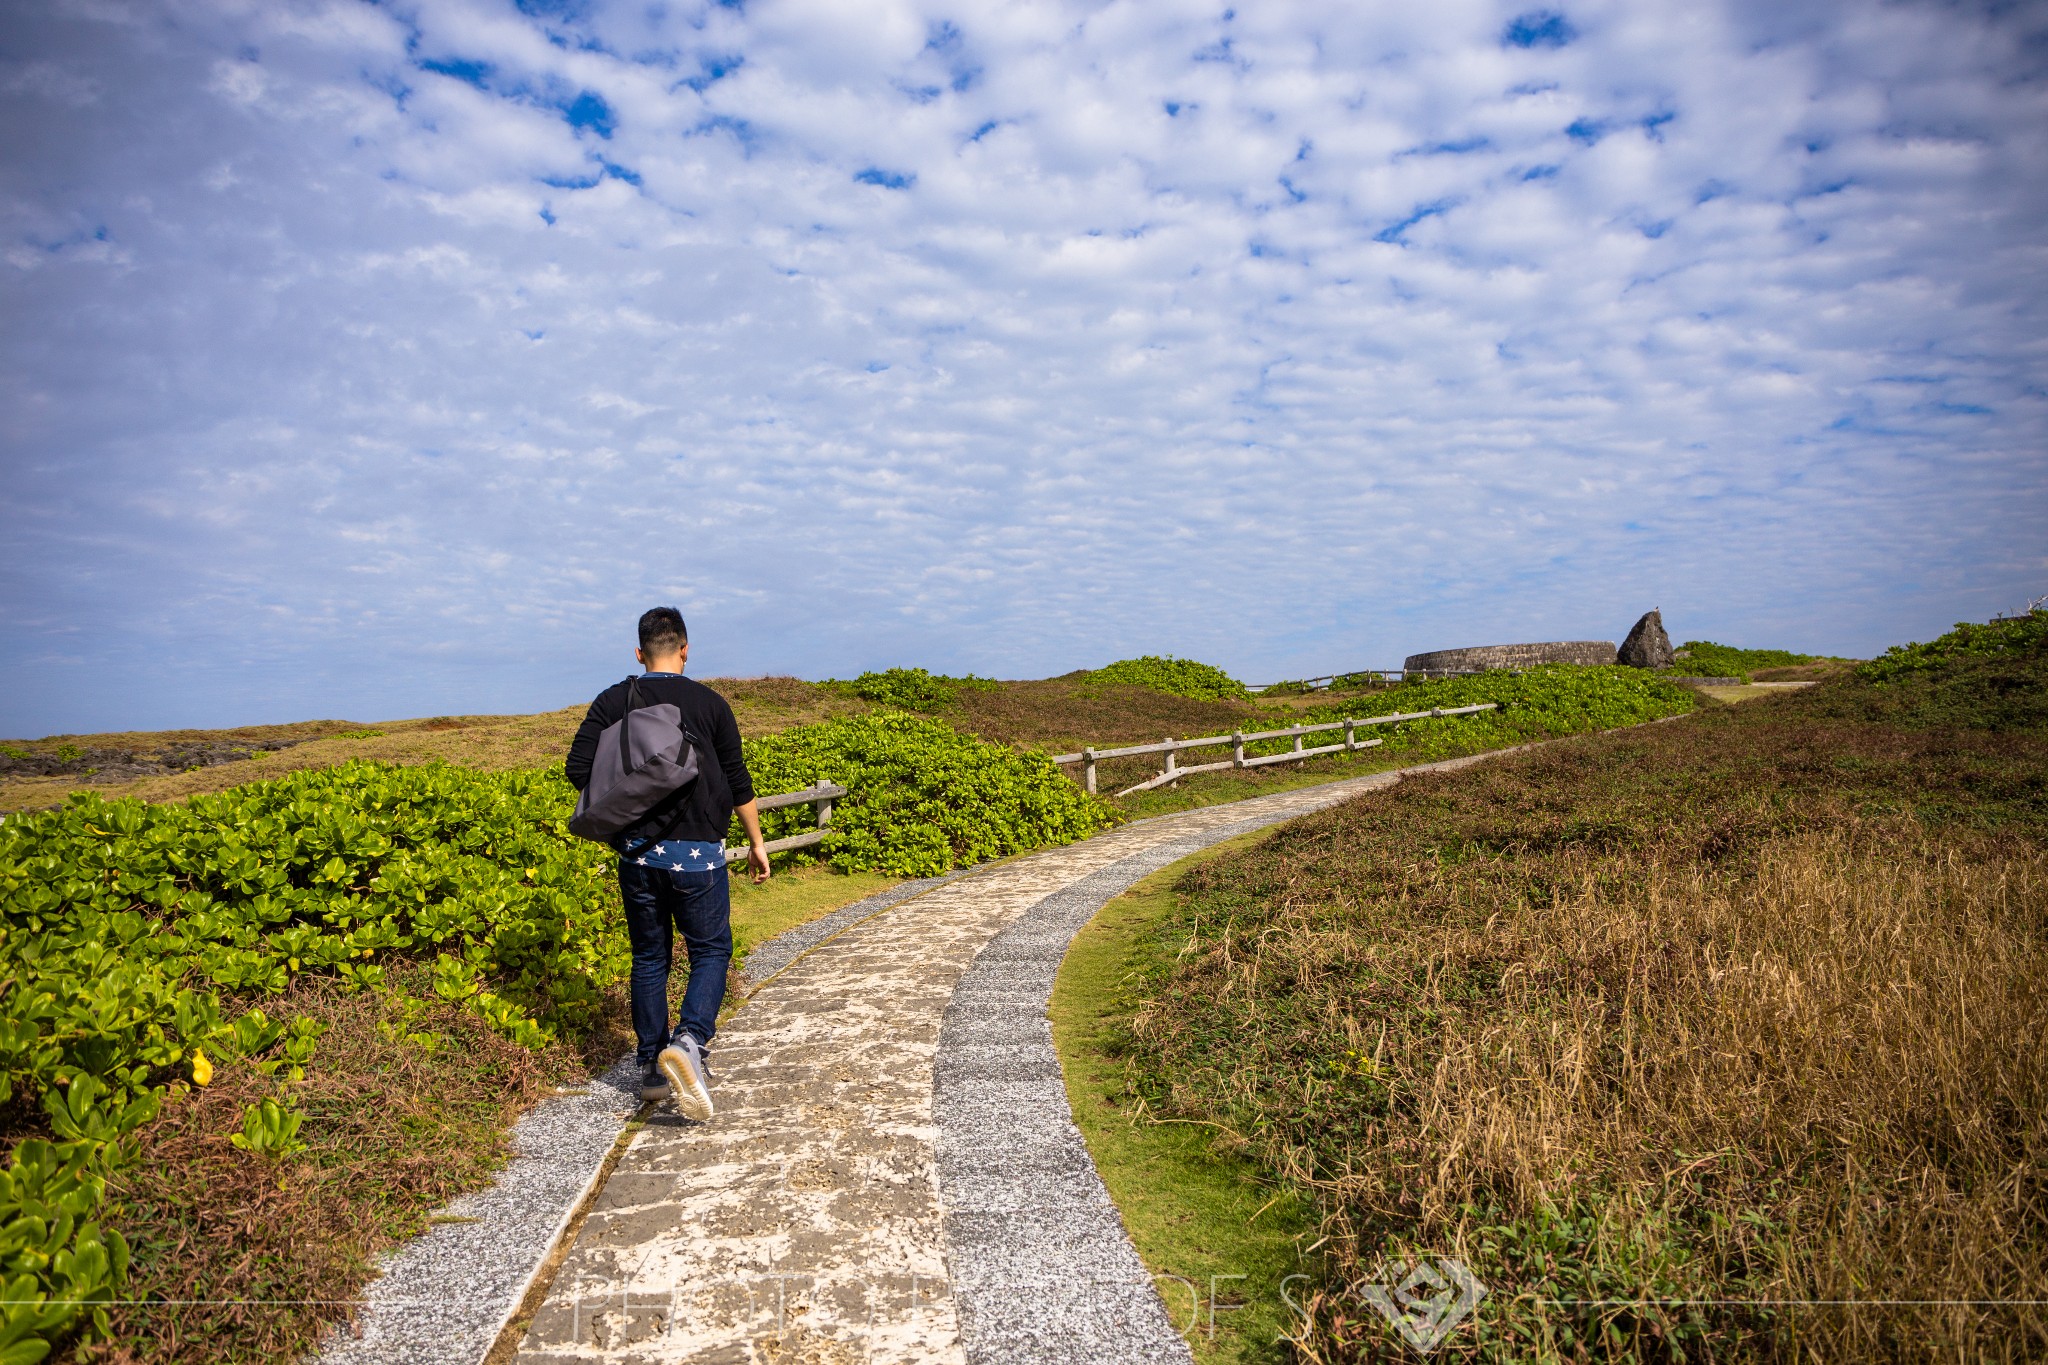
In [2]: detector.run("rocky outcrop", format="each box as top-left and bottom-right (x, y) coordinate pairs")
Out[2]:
(0, 738), (301, 783)
(1618, 610), (1676, 669)
(1402, 641), (1618, 675)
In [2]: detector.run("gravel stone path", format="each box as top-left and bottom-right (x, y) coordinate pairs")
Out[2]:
(505, 764), (1491, 1365)
(731, 874), (963, 994)
(313, 880), (955, 1365)
(320, 753), (1519, 1365)
(934, 810), (1301, 1365)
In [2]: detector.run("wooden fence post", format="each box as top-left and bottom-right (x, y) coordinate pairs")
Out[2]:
(1162, 738), (1177, 787)
(1082, 748), (1097, 796)
(814, 778), (834, 831)
(1291, 726), (1304, 756)
(1232, 731), (1245, 769)
(1344, 720), (1356, 752)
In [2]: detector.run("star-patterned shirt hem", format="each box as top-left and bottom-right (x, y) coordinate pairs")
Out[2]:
(619, 838), (727, 872)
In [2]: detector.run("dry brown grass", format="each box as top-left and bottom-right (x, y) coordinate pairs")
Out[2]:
(1122, 674), (2048, 1362)
(1363, 825), (2046, 1360)
(0, 710), (583, 811)
(941, 677), (1275, 750)
(0, 677), (873, 813)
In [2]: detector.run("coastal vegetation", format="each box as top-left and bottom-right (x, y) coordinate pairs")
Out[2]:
(0, 643), (1850, 1361)
(1088, 654), (1255, 701)
(1671, 639), (1818, 678)
(1083, 615), (2047, 1361)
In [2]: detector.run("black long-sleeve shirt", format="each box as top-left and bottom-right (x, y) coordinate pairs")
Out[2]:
(564, 673), (755, 846)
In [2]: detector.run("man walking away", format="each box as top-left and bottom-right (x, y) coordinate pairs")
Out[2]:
(565, 607), (770, 1120)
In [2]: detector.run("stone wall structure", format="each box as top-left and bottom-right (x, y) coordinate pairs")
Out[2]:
(1402, 640), (1618, 675)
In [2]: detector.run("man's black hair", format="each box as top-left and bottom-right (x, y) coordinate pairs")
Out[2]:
(638, 606), (688, 655)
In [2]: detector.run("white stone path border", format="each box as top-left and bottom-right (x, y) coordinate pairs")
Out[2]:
(316, 753), (1519, 1365)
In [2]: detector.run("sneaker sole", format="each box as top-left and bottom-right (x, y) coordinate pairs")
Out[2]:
(658, 1047), (714, 1121)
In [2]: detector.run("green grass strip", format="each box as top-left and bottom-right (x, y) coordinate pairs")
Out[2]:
(1049, 830), (1314, 1364)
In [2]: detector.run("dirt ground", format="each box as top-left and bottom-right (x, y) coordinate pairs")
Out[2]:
(1694, 681), (1821, 705)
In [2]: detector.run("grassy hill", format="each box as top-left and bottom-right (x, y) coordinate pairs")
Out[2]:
(1, 664), (1703, 816)
(1085, 616), (2048, 1361)
(0, 677), (876, 813)
(0, 674), (1291, 813)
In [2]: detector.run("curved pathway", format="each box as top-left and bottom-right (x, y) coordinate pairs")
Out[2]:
(503, 757), (1509, 1364)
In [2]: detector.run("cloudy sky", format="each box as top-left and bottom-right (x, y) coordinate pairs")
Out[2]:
(3, 0), (2044, 735)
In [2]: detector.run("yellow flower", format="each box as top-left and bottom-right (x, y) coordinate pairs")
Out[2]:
(191, 1047), (214, 1087)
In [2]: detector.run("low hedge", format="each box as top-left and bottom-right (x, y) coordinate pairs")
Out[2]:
(826, 667), (997, 712)
(1674, 641), (1815, 679)
(1856, 610), (2048, 684)
(0, 761), (623, 1360)
(1298, 665), (1696, 759)
(738, 711), (1113, 876)
(1089, 656), (1250, 701)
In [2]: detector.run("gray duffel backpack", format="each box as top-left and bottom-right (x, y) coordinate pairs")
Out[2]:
(567, 678), (702, 842)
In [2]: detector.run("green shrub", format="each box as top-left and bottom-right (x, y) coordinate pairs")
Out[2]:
(1675, 641), (1814, 678)
(0, 760), (625, 1359)
(828, 667), (996, 711)
(1803, 613), (2048, 733)
(1855, 610), (2048, 685)
(1, 760), (624, 1065)
(736, 712), (1113, 876)
(1090, 655), (1250, 701)
(1298, 665), (1695, 760)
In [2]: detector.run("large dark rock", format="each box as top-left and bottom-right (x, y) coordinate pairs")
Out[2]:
(1618, 610), (1676, 669)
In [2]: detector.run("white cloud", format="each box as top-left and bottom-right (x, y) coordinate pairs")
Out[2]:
(205, 56), (267, 106)
(0, 0), (2043, 733)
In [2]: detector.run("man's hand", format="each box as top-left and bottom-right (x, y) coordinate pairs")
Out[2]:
(734, 798), (771, 884)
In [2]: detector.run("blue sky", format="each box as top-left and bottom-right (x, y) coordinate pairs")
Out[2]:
(2, 0), (2044, 736)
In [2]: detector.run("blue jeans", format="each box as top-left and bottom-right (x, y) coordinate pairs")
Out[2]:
(617, 862), (732, 1065)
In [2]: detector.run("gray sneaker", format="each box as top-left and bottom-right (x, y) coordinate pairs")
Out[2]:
(639, 1059), (670, 1102)
(658, 1036), (714, 1121)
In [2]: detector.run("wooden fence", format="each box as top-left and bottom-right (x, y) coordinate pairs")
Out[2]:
(1247, 667), (1487, 693)
(723, 779), (846, 862)
(1051, 703), (1498, 798)
(721, 700), (1499, 856)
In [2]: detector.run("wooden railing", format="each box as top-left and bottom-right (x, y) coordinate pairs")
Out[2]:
(1051, 704), (1498, 798)
(718, 701), (1498, 852)
(1246, 668), (1488, 693)
(724, 779), (846, 861)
